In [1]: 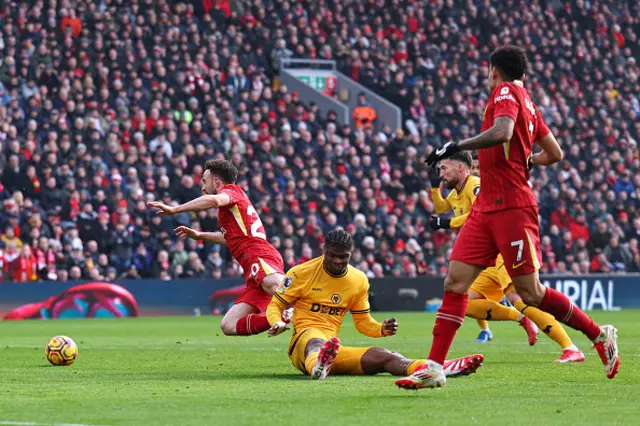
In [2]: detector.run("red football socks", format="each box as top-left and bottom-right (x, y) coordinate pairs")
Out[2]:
(428, 291), (468, 365)
(538, 287), (601, 341)
(235, 313), (271, 336)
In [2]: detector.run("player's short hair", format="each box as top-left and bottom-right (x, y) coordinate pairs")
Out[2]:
(489, 45), (529, 81)
(204, 159), (238, 184)
(325, 229), (353, 251)
(448, 151), (473, 168)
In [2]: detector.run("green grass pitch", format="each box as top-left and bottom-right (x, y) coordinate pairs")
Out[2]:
(0, 311), (638, 426)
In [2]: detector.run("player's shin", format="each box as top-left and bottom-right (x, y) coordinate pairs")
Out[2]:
(234, 313), (271, 336)
(537, 287), (601, 341)
(427, 291), (468, 369)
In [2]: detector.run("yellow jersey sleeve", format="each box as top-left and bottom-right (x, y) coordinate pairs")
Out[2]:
(266, 270), (301, 326)
(350, 276), (384, 338)
(431, 187), (452, 214)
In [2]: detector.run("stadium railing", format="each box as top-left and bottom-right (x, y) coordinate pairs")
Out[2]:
(279, 59), (350, 126)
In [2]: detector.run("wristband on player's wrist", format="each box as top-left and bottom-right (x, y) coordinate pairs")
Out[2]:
(439, 218), (452, 229)
(430, 215), (451, 230)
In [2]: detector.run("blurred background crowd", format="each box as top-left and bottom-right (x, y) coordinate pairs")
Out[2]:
(1, 0), (639, 282)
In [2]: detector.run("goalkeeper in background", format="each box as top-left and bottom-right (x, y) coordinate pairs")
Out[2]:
(266, 228), (485, 380)
(429, 152), (584, 362)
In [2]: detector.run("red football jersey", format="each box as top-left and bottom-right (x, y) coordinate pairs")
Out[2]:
(217, 184), (275, 260)
(475, 81), (550, 212)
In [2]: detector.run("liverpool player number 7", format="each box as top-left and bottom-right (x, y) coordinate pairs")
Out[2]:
(396, 45), (620, 390)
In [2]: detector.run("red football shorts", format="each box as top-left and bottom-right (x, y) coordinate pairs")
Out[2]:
(234, 250), (284, 312)
(450, 206), (542, 277)
(234, 286), (273, 313)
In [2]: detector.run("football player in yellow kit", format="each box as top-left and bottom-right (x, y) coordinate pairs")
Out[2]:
(429, 152), (584, 362)
(266, 229), (485, 379)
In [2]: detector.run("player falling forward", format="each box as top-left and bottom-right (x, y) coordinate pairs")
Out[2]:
(148, 159), (291, 336)
(430, 152), (584, 362)
(396, 45), (619, 390)
(267, 228), (484, 380)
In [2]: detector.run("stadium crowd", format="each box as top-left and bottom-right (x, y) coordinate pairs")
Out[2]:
(1, 0), (639, 282)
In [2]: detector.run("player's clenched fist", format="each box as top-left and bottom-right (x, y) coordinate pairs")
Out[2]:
(268, 321), (291, 337)
(382, 317), (399, 336)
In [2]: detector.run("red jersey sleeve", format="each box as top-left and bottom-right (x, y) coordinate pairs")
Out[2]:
(491, 84), (520, 121)
(535, 111), (551, 140)
(219, 185), (243, 205)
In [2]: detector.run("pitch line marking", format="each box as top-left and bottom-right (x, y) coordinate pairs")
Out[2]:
(0, 422), (104, 426)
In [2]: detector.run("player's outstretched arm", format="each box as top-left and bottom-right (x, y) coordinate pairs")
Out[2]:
(425, 117), (515, 166)
(531, 132), (564, 166)
(174, 227), (226, 245)
(148, 194), (231, 215)
(198, 232), (226, 245)
(456, 116), (515, 151)
(350, 278), (388, 338)
(175, 194), (231, 213)
(352, 311), (384, 337)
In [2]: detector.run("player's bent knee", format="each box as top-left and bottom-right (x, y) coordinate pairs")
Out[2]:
(261, 273), (284, 296)
(304, 338), (326, 358)
(443, 261), (480, 294)
(444, 274), (469, 294)
(219, 317), (237, 336)
(512, 275), (545, 306)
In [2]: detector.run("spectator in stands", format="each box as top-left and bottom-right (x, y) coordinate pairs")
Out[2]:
(569, 213), (590, 243)
(590, 222), (613, 255)
(352, 92), (377, 129)
(13, 244), (37, 282)
(270, 39), (293, 74)
(604, 237), (633, 272)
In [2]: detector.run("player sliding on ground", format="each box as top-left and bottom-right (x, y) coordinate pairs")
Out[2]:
(148, 159), (291, 336)
(266, 228), (484, 380)
(430, 151), (584, 362)
(396, 45), (619, 390)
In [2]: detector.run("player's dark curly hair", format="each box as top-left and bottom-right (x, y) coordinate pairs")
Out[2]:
(449, 151), (473, 168)
(204, 159), (238, 184)
(325, 228), (353, 251)
(490, 45), (529, 81)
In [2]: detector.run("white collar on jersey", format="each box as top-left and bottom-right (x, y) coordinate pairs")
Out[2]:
(513, 80), (524, 87)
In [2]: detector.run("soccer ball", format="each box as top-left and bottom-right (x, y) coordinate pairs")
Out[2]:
(45, 335), (78, 366)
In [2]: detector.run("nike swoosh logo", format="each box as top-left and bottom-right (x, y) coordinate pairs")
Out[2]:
(512, 261), (526, 269)
(436, 147), (446, 156)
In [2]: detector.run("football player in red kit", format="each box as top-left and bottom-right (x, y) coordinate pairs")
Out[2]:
(396, 46), (620, 389)
(148, 159), (291, 337)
